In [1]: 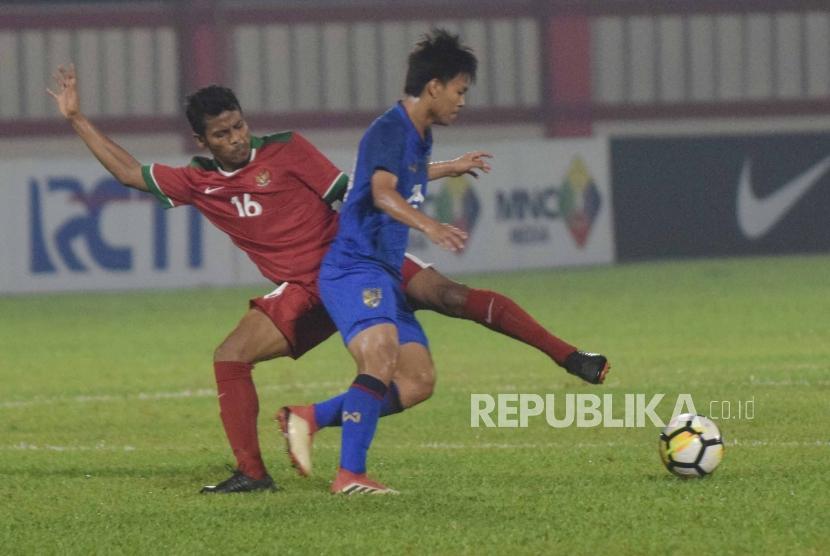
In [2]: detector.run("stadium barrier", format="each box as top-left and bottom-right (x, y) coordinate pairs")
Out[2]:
(0, 137), (613, 294)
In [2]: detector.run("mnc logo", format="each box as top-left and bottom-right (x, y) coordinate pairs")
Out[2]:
(429, 175), (480, 234)
(496, 156), (602, 246)
(29, 176), (203, 273)
(409, 175), (480, 252)
(559, 157), (601, 247)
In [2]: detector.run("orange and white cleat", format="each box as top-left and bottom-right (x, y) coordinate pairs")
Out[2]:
(330, 468), (399, 495)
(275, 405), (317, 477)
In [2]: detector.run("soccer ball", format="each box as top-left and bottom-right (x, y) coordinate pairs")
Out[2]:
(659, 413), (724, 478)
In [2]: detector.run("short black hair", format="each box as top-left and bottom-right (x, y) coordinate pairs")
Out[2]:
(404, 28), (478, 97)
(185, 85), (242, 136)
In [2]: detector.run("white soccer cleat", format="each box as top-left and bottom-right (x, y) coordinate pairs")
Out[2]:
(275, 405), (316, 477)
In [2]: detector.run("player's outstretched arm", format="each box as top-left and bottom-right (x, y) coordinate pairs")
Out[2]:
(428, 150), (492, 181)
(371, 169), (467, 252)
(48, 64), (148, 192)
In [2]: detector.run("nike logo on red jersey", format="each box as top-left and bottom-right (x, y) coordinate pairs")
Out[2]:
(204, 186), (225, 194)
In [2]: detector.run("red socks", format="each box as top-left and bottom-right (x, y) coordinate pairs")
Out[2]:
(462, 289), (576, 365)
(213, 361), (266, 480)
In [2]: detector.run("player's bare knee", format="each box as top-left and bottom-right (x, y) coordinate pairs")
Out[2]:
(213, 330), (257, 363)
(357, 337), (399, 381)
(405, 368), (436, 406)
(419, 368), (437, 399)
(213, 340), (245, 363)
(412, 365), (436, 400)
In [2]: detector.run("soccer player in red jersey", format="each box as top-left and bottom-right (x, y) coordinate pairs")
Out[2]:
(49, 63), (608, 493)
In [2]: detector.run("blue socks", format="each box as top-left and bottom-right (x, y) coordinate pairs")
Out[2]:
(339, 374), (387, 474)
(313, 392), (347, 428)
(313, 381), (403, 428)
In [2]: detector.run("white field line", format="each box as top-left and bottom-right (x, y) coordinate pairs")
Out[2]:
(464, 375), (830, 392)
(748, 376), (830, 387)
(3, 442), (137, 452)
(4, 375), (827, 411)
(4, 439), (829, 453)
(0, 381), (345, 410)
(419, 440), (830, 449)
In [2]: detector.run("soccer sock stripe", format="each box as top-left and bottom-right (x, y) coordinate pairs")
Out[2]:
(213, 361), (267, 480)
(352, 373), (388, 400)
(462, 289), (577, 365)
(384, 382), (404, 415)
(340, 374), (386, 474)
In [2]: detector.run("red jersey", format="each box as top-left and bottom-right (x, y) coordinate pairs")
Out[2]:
(141, 132), (348, 285)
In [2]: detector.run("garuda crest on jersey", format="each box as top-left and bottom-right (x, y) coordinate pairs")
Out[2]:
(255, 170), (271, 187)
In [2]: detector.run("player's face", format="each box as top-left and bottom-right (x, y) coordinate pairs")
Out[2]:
(431, 74), (471, 126)
(197, 110), (252, 171)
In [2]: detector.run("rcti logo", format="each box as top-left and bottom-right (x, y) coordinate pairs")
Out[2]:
(29, 176), (203, 273)
(496, 156), (602, 247)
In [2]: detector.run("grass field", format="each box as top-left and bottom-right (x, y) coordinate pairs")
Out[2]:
(1, 255), (828, 555)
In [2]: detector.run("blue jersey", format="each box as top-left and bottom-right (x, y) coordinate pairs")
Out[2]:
(326, 103), (432, 278)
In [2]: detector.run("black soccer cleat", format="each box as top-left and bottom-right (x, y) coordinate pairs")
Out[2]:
(200, 467), (277, 494)
(564, 351), (610, 385)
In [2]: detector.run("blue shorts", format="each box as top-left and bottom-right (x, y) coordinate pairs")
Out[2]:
(318, 261), (428, 347)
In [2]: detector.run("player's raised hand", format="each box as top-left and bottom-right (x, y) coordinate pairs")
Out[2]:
(424, 221), (468, 252)
(448, 150), (493, 178)
(47, 64), (80, 119)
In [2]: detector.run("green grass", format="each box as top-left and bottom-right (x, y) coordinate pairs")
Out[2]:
(1, 255), (828, 555)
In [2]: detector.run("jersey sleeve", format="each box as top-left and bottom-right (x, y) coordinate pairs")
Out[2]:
(361, 120), (405, 178)
(287, 132), (349, 204)
(141, 163), (194, 208)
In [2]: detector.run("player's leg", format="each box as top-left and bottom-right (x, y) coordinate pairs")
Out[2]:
(330, 335), (433, 494)
(402, 254), (610, 384)
(277, 343), (431, 478)
(326, 321), (400, 494)
(313, 266), (416, 493)
(402, 255), (576, 362)
(273, 286), (407, 478)
(329, 292), (433, 494)
(277, 347), (427, 478)
(294, 339), (432, 431)
(278, 280), (435, 478)
(201, 308), (286, 493)
(311, 318), (435, 428)
(202, 283), (334, 493)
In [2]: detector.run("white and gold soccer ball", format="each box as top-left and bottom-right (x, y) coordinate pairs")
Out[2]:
(659, 413), (724, 478)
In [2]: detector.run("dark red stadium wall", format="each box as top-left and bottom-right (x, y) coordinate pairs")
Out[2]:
(544, 14), (592, 137)
(2, 0), (830, 140)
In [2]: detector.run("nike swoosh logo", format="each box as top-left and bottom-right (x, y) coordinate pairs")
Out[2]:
(204, 186), (225, 194)
(736, 155), (830, 239)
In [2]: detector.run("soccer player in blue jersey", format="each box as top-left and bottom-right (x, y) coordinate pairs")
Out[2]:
(278, 29), (611, 493)
(315, 29), (491, 493)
